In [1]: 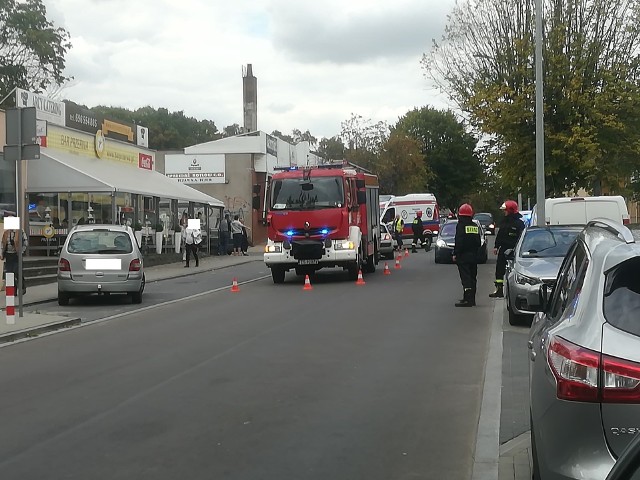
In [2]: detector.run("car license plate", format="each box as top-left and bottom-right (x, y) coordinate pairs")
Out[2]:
(298, 259), (319, 265)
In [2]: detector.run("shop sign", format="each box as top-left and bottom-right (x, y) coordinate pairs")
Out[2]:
(266, 134), (278, 157)
(46, 124), (156, 168)
(15, 88), (66, 126)
(139, 153), (153, 170)
(165, 154), (225, 184)
(64, 101), (149, 147)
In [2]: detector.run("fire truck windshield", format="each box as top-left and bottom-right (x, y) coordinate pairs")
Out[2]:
(271, 177), (344, 210)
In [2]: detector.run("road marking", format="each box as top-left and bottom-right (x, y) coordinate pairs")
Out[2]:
(1, 275), (271, 348)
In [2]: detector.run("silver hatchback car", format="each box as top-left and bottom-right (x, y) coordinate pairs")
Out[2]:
(57, 224), (145, 305)
(529, 219), (640, 479)
(504, 225), (582, 326)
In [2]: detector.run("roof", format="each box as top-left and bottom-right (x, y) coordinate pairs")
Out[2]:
(28, 148), (224, 207)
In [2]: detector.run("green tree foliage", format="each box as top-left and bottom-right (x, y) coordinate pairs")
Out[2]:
(292, 128), (318, 147)
(91, 105), (221, 150)
(394, 107), (482, 210)
(375, 133), (429, 195)
(0, 0), (71, 99)
(424, 0), (640, 197)
(340, 114), (389, 173)
(270, 130), (294, 143)
(317, 136), (345, 161)
(223, 123), (241, 137)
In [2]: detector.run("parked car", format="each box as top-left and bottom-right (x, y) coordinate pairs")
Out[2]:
(379, 222), (397, 259)
(504, 225), (582, 325)
(520, 209), (532, 226)
(57, 224), (145, 305)
(433, 219), (488, 264)
(473, 212), (496, 235)
(528, 219), (640, 480)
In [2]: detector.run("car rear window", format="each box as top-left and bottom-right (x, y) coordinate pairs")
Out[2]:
(441, 222), (457, 236)
(474, 214), (492, 222)
(67, 230), (133, 254)
(604, 258), (640, 337)
(519, 228), (580, 258)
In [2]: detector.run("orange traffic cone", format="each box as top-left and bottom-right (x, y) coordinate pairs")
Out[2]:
(383, 262), (391, 275)
(356, 269), (366, 285)
(404, 248), (409, 257)
(395, 255), (402, 269)
(303, 274), (313, 291)
(230, 277), (240, 293)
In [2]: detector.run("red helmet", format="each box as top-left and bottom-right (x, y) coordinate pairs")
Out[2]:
(416, 210), (422, 218)
(504, 200), (519, 214)
(458, 203), (473, 217)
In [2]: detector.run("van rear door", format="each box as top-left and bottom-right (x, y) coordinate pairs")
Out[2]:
(585, 200), (622, 224)
(550, 200), (587, 224)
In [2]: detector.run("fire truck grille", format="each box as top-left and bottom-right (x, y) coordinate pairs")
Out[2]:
(291, 240), (324, 260)
(280, 227), (334, 237)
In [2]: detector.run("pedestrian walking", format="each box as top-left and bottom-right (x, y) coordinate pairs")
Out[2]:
(393, 214), (404, 251)
(1, 228), (27, 295)
(231, 215), (250, 256)
(452, 203), (481, 307)
(182, 221), (202, 267)
(218, 213), (231, 256)
(489, 200), (525, 298)
(241, 226), (249, 256)
(411, 210), (424, 253)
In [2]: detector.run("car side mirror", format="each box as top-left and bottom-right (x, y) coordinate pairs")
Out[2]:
(535, 284), (554, 313)
(504, 248), (515, 260)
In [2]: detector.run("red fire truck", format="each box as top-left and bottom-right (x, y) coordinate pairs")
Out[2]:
(263, 163), (381, 283)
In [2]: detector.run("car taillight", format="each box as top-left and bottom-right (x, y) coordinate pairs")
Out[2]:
(59, 258), (71, 272)
(129, 259), (141, 271)
(601, 355), (640, 403)
(548, 336), (599, 402)
(548, 336), (640, 403)
(382, 233), (390, 241)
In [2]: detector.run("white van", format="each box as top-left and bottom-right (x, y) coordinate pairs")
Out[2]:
(530, 196), (630, 226)
(380, 193), (440, 246)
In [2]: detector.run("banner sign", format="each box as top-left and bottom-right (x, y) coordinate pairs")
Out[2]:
(15, 88), (66, 126)
(46, 124), (155, 169)
(64, 101), (148, 146)
(165, 154), (225, 184)
(266, 134), (278, 157)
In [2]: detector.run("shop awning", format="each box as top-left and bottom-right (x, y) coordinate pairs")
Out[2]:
(26, 148), (225, 207)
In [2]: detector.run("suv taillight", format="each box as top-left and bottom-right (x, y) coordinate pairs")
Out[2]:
(59, 258), (71, 272)
(548, 336), (640, 403)
(548, 335), (600, 402)
(129, 259), (141, 271)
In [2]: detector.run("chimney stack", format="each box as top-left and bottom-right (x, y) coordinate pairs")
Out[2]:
(242, 64), (257, 132)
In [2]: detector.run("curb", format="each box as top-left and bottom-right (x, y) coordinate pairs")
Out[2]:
(471, 299), (504, 480)
(0, 317), (82, 344)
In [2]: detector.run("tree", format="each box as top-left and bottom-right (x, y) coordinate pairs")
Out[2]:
(423, 0), (640, 197)
(223, 123), (242, 137)
(394, 107), (482, 210)
(317, 136), (345, 161)
(270, 130), (294, 143)
(375, 133), (430, 195)
(292, 128), (318, 147)
(0, 0), (71, 100)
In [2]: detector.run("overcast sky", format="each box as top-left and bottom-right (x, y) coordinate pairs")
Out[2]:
(43, 0), (458, 140)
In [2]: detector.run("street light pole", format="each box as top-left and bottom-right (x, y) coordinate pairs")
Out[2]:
(535, 0), (546, 226)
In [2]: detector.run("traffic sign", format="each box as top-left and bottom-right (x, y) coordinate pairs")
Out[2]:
(6, 107), (38, 145)
(4, 144), (40, 161)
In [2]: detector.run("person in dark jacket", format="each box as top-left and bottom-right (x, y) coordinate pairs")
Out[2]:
(489, 200), (525, 298)
(452, 203), (482, 307)
(411, 211), (424, 253)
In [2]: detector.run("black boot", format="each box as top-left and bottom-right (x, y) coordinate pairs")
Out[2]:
(455, 289), (474, 307)
(469, 288), (476, 306)
(489, 284), (504, 298)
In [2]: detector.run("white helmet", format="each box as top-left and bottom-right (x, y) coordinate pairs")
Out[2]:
(500, 202), (507, 210)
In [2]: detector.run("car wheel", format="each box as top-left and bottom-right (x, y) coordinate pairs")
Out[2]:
(131, 291), (143, 304)
(423, 236), (432, 251)
(364, 245), (377, 274)
(58, 291), (70, 306)
(271, 267), (286, 284)
(506, 289), (528, 326)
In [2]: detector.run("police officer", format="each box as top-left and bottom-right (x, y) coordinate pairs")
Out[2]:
(452, 203), (481, 307)
(411, 211), (424, 253)
(393, 214), (404, 251)
(489, 200), (525, 298)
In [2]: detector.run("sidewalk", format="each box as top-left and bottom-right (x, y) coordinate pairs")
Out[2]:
(1, 246), (264, 343)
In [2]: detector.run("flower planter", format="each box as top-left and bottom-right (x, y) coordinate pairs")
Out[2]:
(174, 232), (182, 253)
(155, 232), (163, 254)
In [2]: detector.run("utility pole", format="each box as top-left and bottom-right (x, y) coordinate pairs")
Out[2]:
(535, 0), (546, 226)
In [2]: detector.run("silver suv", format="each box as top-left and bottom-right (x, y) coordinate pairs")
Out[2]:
(57, 224), (145, 305)
(528, 219), (640, 479)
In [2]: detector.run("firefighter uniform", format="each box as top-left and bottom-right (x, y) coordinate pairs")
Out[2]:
(490, 201), (525, 298)
(453, 204), (481, 307)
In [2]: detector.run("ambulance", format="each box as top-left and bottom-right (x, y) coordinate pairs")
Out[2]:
(380, 193), (439, 249)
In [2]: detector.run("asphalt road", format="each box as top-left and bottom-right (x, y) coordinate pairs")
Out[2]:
(0, 250), (497, 480)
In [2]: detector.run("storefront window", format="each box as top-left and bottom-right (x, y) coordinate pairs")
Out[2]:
(28, 193), (65, 227)
(158, 198), (174, 232)
(88, 193), (112, 224)
(115, 192), (133, 226)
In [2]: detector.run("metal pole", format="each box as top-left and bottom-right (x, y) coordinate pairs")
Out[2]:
(16, 109), (24, 317)
(535, 0), (546, 226)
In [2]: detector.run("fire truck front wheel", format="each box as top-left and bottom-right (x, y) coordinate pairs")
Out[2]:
(271, 267), (286, 284)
